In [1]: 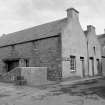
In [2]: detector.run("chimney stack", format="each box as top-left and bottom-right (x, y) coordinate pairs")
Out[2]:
(87, 25), (95, 32)
(104, 29), (105, 33)
(66, 8), (79, 20)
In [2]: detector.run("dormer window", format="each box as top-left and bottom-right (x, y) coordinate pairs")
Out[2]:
(11, 45), (15, 50)
(32, 41), (38, 51)
(10, 45), (15, 55)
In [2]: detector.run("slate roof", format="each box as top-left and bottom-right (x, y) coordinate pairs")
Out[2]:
(98, 34), (105, 39)
(0, 18), (67, 47)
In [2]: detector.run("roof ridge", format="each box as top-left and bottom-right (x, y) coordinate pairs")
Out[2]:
(3, 18), (67, 36)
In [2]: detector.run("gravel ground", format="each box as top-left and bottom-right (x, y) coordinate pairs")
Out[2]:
(0, 78), (105, 105)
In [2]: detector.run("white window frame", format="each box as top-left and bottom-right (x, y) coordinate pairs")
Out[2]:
(70, 56), (76, 72)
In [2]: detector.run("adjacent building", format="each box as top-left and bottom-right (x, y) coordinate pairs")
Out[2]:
(98, 34), (105, 75)
(0, 8), (102, 81)
(85, 26), (102, 76)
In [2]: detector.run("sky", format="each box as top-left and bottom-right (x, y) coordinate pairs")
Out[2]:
(0, 0), (105, 36)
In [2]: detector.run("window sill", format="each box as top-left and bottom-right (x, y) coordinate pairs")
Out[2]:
(70, 70), (76, 73)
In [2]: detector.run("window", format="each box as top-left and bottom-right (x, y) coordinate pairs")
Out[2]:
(70, 56), (76, 71)
(32, 41), (38, 51)
(10, 45), (15, 55)
(93, 46), (96, 55)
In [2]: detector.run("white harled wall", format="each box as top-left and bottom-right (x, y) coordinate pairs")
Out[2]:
(86, 25), (102, 76)
(61, 8), (88, 78)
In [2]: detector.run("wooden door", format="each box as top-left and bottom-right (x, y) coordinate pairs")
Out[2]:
(89, 57), (94, 76)
(80, 57), (85, 77)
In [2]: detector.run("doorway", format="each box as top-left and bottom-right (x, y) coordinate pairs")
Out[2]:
(80, 57), (85, 77)
(97, 59), (102, 75)
(4, 60), (19, 72)
(89, 57), (94, 76)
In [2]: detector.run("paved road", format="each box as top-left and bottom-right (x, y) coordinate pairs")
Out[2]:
(0, 78), (105, 105)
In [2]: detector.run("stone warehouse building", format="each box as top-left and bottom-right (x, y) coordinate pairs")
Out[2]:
(0, 8), (102, 81)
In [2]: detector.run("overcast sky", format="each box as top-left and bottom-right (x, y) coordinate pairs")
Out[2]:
(0, 0), (105, 36)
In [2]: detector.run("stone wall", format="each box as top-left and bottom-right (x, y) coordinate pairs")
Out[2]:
(21, 67), (49, 86)
(0, 36), (62, 81)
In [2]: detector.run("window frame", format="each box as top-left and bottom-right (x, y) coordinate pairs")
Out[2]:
(70, 55), (76, 71)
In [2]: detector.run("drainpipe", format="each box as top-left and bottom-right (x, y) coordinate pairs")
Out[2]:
(87, 38), (89, 76)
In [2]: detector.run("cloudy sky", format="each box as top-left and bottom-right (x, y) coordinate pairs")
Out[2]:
(0, 0), (105, 36)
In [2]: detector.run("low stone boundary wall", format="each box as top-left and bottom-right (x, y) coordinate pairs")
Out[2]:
(1, 67), (57, 86)
(20, 67), (49, 86)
